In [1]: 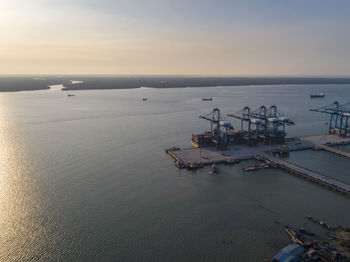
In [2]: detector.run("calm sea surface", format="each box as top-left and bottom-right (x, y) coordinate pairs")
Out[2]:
(1, 84), (350, 261)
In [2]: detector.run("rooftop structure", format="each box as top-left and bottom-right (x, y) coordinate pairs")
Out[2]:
(272, 243), (305, 262)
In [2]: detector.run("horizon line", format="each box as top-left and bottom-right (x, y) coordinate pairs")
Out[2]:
(1, 74), (350, 78)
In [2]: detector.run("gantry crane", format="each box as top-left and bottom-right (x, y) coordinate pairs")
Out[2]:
(227, 106), (263, 145)
(199, 107), (234, 148)
(228, 105), (294, 145)
(310, 101), (350, 136)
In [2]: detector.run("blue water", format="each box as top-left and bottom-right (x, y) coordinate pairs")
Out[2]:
(1, 84), (350, 261)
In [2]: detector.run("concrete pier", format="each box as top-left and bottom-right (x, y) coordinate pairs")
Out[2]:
(258, 153), (350, 197)
(317, 145), (350, 158)
(167, 148), (232, 165)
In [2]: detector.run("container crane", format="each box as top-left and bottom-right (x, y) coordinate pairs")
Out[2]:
(228, 105), (294, 145)
(310, 101), (341, 134)
(199, 108), (234, 148)
(339, 102), (350, 136)
(311, 101), (350, 136)
(227, 106), (263, 145)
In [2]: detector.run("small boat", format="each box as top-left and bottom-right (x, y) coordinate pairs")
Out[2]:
(285, 225), (297, 238)
(243, 163), (259, 171)
(209, 163), (219, 174)
(187, 163), (198, 170)
(187, 163), (203, 170)
(225, 158), (239, 165)
(243, 162), (270, 171)
(261, 163), (270, 169)
(243, 166), (258, 171)
(310, 93), (325, 98)
(306, 214), (317, 223)
(142, 98), (148, 101)
(202, 98), (213, 101)
(285, 225), (304, 245)
(67, 94), (75, 97)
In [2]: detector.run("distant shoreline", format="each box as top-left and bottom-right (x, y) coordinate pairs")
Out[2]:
(1, 76), (350, 92)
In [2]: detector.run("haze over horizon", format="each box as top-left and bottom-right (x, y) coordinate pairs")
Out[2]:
(1, 0), (350, 76)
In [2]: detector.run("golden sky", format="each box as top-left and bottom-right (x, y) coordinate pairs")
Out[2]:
(1, 0), (350, 75)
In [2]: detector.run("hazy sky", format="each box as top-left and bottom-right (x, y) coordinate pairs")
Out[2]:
(1, 0), (350, 75)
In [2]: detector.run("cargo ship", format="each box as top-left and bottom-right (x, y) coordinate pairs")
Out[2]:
(310, 93), (325, 98)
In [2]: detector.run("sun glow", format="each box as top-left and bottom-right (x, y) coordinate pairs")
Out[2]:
(1, 0), (350, 75)
(0, 95), (42, 261)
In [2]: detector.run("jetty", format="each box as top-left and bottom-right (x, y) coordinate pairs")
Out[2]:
(317, 144), (350, 158)
(258, 152), (350, 196)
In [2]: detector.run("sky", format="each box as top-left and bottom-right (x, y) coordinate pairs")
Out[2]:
(1, 0), (350, 75)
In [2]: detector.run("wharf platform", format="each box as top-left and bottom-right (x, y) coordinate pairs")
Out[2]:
(167, 148), (232, 165)
(167, 134), (350, 167)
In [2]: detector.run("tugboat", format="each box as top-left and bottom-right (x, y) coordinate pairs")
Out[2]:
(285, 225), (298, 238)
(284, 225), (304, 245)
(187, 162), (204, 171)
(209, 163), (219, 174)
(310, 93), (325, 98)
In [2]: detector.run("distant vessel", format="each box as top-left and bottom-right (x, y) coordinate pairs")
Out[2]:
(142, 98), (148, 101)
(67, 94), (75, 97)
(310, 93), (325, 98)
(202, 98), (213, 101)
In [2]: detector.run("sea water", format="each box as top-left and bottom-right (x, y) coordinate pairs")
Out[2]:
(1, 84), (350, 261)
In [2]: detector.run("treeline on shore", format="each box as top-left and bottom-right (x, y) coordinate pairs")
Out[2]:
(2, 76), (350, 92)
